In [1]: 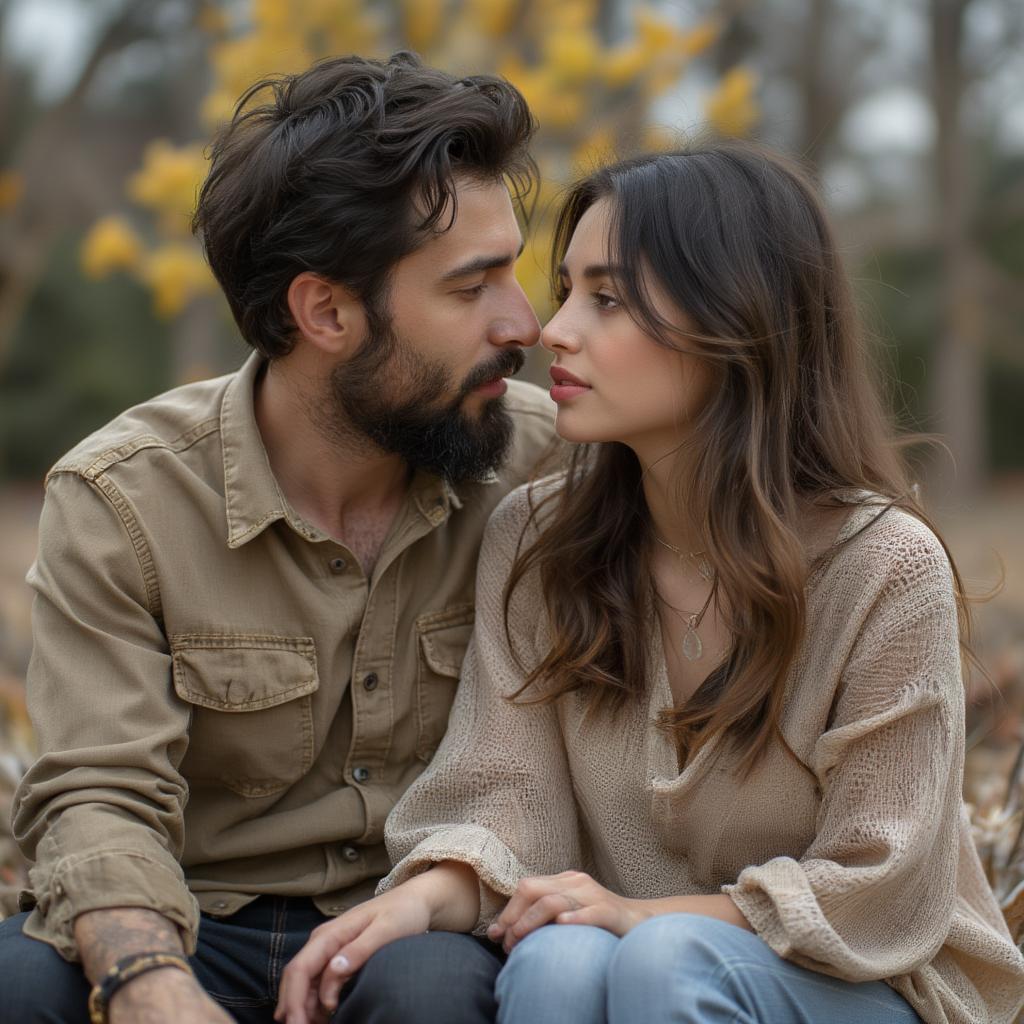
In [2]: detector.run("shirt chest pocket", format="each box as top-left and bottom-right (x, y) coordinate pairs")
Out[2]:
(415, 605), (474, 763)
(170, 634), (319, 798)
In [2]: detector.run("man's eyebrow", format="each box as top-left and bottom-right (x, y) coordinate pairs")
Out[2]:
(556, 262), (618, 280)
(440, 239), (526, 282)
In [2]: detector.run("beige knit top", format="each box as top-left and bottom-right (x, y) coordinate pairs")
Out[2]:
(380, 481), (1024, 1024)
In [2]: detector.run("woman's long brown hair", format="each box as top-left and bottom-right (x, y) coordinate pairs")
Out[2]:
(504, 141), (974, 777)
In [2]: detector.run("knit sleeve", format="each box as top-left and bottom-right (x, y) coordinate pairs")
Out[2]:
(378, 483), (583, 932)
(724, 514), (967, 982)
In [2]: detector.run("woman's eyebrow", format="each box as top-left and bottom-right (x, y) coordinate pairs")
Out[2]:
(557, 262), (618, 280)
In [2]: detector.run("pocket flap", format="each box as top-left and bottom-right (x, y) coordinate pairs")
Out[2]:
(170, 634), (318, 712)
(416, 608), (475, 678)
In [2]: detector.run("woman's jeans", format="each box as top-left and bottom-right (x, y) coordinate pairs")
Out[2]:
(495, 914), (924, 1024)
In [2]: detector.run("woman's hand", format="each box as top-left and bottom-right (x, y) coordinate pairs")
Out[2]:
(486, 872), (753, 953)
(274, 861), (480, 1024)
(487, 871), (650, 952)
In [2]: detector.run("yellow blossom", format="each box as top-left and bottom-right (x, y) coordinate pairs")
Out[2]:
(128, 141), (209, 234)
(200, 89), (238, 130)
(253, 0), (292, 35)
(516, 226), (556, 318)
(604, 43), (646, 89)
(138, 244), (217, 318)
(548, 0), (596, 32)
(466, 0), (519, 38)
(208, 32), (313, 103)
(706, 67), (758, 137)
(80, 217), (144, 279)
(635, 7), (676, 56)
(542, 30), (601, 83)
(677, 20), (719, 57)
(0, 171), (23, 211)
(320, 10), (382, 64)
(401, 0), (444, 51)
(643, 124), (679, 152)
(642, 60), (685, 100)
(571, 127), (616, 173)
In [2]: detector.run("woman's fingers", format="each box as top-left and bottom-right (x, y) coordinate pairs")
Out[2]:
(490, 872), (579, 939)
(275, 911), (370, 1023)
(316, 920), (399, 1011)
(556, 903), (615, 930)
(502, 891), (578, 951)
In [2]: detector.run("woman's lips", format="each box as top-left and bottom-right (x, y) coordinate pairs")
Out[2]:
(549, 366), (591, 402)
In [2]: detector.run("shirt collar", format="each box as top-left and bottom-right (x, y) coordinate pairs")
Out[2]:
(221, 352), (297, 548)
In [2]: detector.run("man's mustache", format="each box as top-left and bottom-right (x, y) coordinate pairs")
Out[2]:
(459, 347), (526, 396)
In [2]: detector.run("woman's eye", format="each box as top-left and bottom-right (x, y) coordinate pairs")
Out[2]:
(594, 291), (620, 311)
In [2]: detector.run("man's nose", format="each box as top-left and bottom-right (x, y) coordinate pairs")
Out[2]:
(490, 285), (541, 348)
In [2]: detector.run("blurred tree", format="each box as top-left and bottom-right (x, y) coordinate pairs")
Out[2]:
(76, 0), (755, 382)
(0, 0), (229, 477)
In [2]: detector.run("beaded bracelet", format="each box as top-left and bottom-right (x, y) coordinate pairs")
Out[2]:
(87, 951), (194, 1024)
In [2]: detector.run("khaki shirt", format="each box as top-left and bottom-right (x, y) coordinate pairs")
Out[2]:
(13, 353), (556, 960)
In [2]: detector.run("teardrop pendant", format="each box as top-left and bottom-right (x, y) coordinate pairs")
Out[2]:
(681, 621), (703, 661)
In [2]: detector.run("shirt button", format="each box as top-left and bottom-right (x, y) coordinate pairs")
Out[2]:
(341, 845), (360, 863)
(362, 672), (378, 691)
(328, 904), (345, 914)
(329, 556), (347, 573)
(54, 882), (65, 897)
(212, 900), (228, 910)
(352, 766), (370, 783)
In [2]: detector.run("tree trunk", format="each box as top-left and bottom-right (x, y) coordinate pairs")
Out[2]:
(928, 0), (986, 504)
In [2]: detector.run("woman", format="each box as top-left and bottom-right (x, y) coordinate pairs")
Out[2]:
(276, 143), (1024, 1024)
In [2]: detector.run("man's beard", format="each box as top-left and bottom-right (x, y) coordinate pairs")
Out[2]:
(317, 315), (525, 484)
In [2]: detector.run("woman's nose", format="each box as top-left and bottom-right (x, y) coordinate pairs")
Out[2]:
(540, 306), (579, 353)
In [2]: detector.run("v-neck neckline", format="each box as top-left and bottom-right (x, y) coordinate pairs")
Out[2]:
(645, 492), (887, 785)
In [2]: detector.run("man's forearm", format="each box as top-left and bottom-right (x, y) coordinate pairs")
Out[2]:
(74, 907), (185, 985)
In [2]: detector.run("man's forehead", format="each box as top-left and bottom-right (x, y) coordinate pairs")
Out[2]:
(428, 179), (521, 254)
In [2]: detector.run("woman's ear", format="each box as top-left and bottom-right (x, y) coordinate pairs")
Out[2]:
(286, 272), (367, 358)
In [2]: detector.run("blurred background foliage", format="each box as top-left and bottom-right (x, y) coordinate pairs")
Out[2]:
(1, 0), (1024, 938)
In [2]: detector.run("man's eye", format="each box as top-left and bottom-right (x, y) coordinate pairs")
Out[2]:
(459, 283), (487, 298)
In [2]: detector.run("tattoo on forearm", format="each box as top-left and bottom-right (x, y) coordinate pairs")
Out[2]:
(75, 908), (184, 985)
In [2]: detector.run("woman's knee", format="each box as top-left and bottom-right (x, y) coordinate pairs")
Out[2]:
(496, 924), (618, 1020)
(501, 924), (616, 985)
(0, 913), (92, 1023)
(609, 913), (751, 990)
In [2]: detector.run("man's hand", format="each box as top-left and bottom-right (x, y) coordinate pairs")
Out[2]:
(108, 968), (233, 1024)
(486, 871), (754, 953)
(275, 861), (480, 1024)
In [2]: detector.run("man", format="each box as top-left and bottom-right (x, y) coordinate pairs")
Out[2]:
(0, 53), (554, 1023)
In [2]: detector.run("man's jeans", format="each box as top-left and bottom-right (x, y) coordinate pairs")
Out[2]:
(0, 897), (503, 1023)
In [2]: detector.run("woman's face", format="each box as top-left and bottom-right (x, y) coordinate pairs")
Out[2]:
(541, 198), (710, 458)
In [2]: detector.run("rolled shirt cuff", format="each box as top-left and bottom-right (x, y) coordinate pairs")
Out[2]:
(24, 848), (200, 962)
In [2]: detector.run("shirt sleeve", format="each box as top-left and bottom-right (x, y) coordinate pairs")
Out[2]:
(378, 486), (583, 932)
(12, 470), (199, 961)
(723, 519), (967, 982)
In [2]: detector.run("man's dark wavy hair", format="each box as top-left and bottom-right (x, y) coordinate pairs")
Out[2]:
(192, 52), (537, 358)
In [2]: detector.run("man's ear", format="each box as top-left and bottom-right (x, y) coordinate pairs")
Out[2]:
(286, 272), (367, 357)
